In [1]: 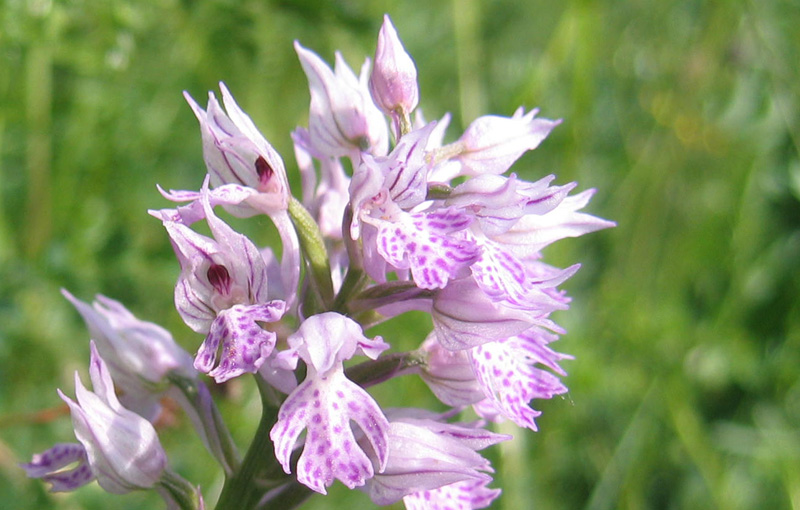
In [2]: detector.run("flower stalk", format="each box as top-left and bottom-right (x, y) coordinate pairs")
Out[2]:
(288, 196), (334, 313)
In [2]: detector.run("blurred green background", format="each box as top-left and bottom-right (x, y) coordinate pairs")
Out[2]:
(1, 0), (799, 509)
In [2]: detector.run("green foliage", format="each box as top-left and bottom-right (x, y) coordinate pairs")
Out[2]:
(1, 0), (798, 509)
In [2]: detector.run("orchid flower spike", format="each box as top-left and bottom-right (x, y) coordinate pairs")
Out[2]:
(58, 342), (167, 494)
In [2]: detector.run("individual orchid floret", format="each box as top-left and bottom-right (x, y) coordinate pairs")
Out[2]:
(270, 312), (391, 494)
(468, 236), (580, 312)
(182, 86), (301, 307)
(445, 173), (577, 236)
(403, 478), (501, 510)
(155, 179), (300, 308)
(369, 15), (419, 133)
(164, 188), (287, 382)
(20, 443), (94, 492)
(470, 326), (572, 431)
(61, 290), (195, 388)
(370, 207), (479, 290)
(491, 188), (618, 258)
(295, 41), (389, 160)
(361, 417), (508, 505)
(454, 107), (561, 176)
(59, 342), (167, 494)
(184, 83), (290, 215)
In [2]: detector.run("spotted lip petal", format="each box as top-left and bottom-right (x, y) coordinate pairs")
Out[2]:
(374, 207), (479, 290)
(20, 443), (95, 493)
(403, 478), (501, 510)
(471, 327), (572, 431)
(270, 370), (390, 494)
(194, 302), (286, 383)
(469, 236), (580, 311)
(270, 313), (390, 494)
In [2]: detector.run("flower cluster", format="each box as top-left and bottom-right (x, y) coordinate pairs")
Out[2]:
(22, 15), (613, 510)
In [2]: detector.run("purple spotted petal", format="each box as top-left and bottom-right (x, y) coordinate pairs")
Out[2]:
(403, 479), (501, 510)
(471, 327), (571, 431)
(20, 443), (95, 493)
(270, 369), (390, 494)
(470, 237), (580, 311)
(194, 302), (286, 383)
(376, 208), (478, 289)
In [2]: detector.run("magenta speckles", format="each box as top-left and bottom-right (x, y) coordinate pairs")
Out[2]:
(375, 208), (478, 290)
(194, 302), (286, 383)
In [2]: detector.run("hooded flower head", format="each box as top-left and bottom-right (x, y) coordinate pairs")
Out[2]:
(58, 342), (167, 494)
(162, 185), (287, 382)
(295, 41), (389, 160)
(361, 416), (508, 505)
(184, 82), (290, 216)
(369, 15), (419, 130)
(62, 290), (195, 387)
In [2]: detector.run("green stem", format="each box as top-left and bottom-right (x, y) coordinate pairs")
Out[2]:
(256, 480), (315, 510)
(288, 197), (334, 313)
(345, 350), (427, 388)
(214, 376), (311, 510)
(398, 110), (413, 137)
(426, 183), (453, 200)
(168, 373), (241, 476)
(348, 281), (434, 315)
(333, 267), (370, 314)
(158, 470), (203, 510)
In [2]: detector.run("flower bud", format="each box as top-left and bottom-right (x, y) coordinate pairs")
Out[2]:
(59, 342), (167, 494)
(369, 15), (419, 118)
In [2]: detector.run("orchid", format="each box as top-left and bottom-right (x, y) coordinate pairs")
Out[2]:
(23, 13), (613, 510)
(59, 342), (168, 494)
